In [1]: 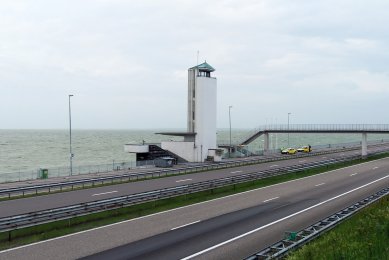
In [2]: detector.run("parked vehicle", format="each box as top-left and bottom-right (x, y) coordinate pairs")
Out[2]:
(281, 148), (297, 154)
(297, 145), (312, 153)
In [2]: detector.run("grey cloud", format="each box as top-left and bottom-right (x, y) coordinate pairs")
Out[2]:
(0, 0), (388, 129)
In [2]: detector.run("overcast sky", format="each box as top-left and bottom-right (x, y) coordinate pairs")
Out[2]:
(1, 0), (388, 129)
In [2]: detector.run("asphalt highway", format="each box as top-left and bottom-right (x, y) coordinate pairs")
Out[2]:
(0, 145), (388, 218)
(1, 156), (388, 260)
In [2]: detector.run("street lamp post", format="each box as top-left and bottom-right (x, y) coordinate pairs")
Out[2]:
(69, 94), (74, 176)
(287, 112), (291, 146)
(229, 106), (232, 158)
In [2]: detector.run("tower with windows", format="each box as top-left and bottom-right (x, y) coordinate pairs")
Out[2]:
(129, 61), (219, 162)
(187, 62), (217, 160)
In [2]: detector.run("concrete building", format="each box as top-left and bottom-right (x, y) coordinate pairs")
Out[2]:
(124, 61), (221, 163)
(158, 62), (219, 162)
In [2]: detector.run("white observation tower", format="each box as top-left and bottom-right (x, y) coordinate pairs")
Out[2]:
(158, 61), (218, 162)
(125, 61), (220, 163)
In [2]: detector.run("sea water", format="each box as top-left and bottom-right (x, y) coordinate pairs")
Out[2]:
(0, 129), (388, 177)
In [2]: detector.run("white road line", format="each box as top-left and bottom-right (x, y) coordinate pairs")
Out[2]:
(270, 165), (279, 168)
(299, 160), (306, 163)
(373, 167), (379, 170)
(263, 197), (279, 203)
(171, 220), (200, 230)
(175, 179), (192, 183)
(230, 170), (242, 174)
(322, 157), (327, 159)
(92, 191), (118, 196)
(315, 183), (325, 187)
(181, 175), (389, 259)
(3, 158), (387, 255)
(350, 173), (358, 176)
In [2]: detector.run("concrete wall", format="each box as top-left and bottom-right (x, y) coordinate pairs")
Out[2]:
(208, 149), (223, 162)
(187, 69), (196, 132)
(124, 144), (149, 153)
(161, 141), (196, 162)
(195, 76), (217, 161)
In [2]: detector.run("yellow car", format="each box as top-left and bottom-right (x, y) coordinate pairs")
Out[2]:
(297, 146), (312, 153)
(281, 148), (297, 154)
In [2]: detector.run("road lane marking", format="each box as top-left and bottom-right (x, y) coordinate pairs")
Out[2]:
(270, 165), (279, 168)
(171, 220), (200, 230)
(176, 179), (192, 183)
(182, 175), (389, 259)
(315, 183), (325, 187)
(230, 170), (242, 174)
(322, 157), (327, 159)
(350, 173), (358, 176)
(3, 158), (387, 255)
(373, 167), (379, 170)
(263, 197), (279, 203)
(299, 160), (306, 163)
(92, 191), (118, 196)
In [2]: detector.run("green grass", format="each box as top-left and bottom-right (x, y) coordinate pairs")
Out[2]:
(0, 152), (388, 251)
(286, 195), (389, 260)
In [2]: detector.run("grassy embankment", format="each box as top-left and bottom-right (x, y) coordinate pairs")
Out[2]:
(287, 194), (389, 260)
(0, 152), (388, 251)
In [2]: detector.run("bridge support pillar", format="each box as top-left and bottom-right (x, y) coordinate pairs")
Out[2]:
(264, 133), (270, 154)
(362, 133), (367, 159)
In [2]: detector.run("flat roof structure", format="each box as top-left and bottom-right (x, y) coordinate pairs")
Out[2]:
(155, 132), (196, 137)
(189, 61), (215, 72)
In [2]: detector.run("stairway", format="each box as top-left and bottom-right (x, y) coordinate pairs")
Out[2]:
(236, 146), (257, 157)
(136, 145), (187, 163)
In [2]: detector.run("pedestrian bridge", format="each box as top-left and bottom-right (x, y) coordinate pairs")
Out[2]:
(239, 124), (389, 157)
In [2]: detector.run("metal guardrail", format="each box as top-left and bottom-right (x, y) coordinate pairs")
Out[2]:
(0, 159), (156, 183)
(245, 186), (389, 260)
(0, 152), (377, 233)
(0, 146), (364, 199)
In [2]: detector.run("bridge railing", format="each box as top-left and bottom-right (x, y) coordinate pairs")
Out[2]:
(258, 124), (389, 131)
(238, 124), (389, 145)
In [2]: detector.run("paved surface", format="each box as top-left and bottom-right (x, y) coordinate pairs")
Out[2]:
(0, 157), (388, 260)
(0, 147), (341, 190)
(0, 146), (381, 218)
